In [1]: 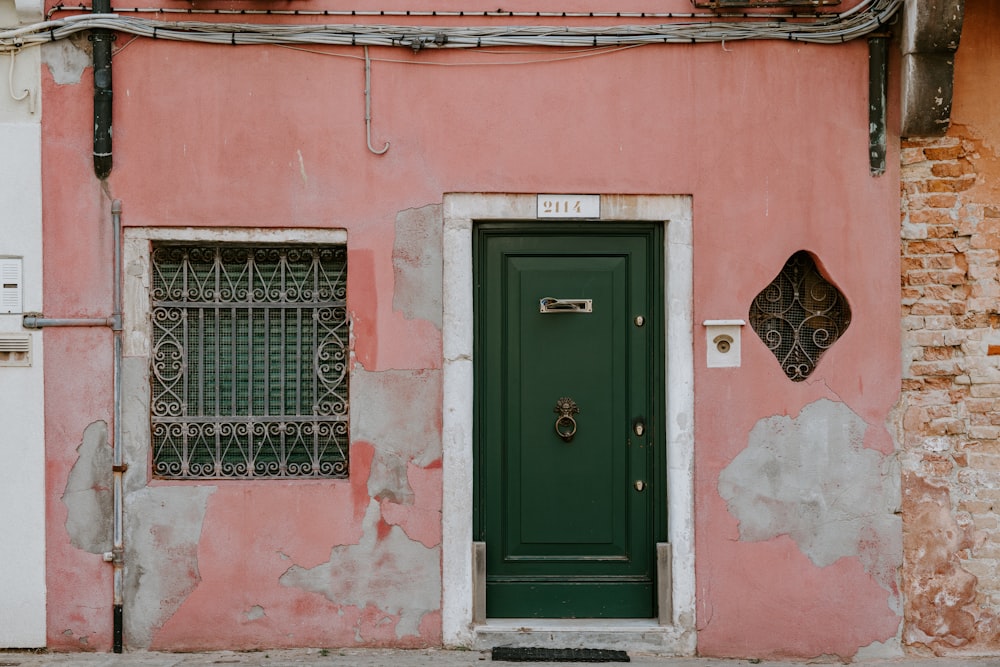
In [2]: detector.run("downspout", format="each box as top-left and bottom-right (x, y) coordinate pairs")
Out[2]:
(110, 199), (124, 654)
(868, 35), (888, 176)
(22, 199), (125, 653)
(92, 0), (112, 179)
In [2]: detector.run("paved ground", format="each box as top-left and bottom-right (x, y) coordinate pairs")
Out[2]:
(2, 649), (1000, 667)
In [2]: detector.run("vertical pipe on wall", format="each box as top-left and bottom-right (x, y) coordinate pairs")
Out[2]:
(868, 35), (888, 176)
(110, 200), (124, 653)
(18, 201), (125, 650)
(92, 0), (113, 179)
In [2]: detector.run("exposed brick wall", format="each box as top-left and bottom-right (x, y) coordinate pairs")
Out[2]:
(899, 132), (1000, 654)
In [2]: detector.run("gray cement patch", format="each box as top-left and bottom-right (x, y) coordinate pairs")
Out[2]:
(279, 500), (440, 639)
(121, 356), (153, 497)
(351, 367), (441, 503)
(392, 204), (443, 329)
(63, 420), (113, 554)
(41, 34), (91, 85)
(719, 399), (901, 603)
(123, 485), (215, 648)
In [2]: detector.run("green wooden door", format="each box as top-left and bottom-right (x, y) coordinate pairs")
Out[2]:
(475, 224), (664, 619)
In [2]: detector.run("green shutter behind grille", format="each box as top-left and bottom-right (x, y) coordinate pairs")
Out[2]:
(150, 244), (349, 479)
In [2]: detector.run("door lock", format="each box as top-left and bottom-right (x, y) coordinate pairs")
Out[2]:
(634, 480), (646, 492)
(633, 421), (645, 437)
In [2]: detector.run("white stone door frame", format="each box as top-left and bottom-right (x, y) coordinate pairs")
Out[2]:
(440, 194), (695, 654)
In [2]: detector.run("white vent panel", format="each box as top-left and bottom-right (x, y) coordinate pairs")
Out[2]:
(1, 258), (23, 314)
(0, 333), (31, 367)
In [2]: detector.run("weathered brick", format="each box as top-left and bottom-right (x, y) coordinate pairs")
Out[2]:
(928, 225), (959, 239)
(926, 193), (960, 208)
(959, 500), (995, 514)
(904, 137), (958, 149)
(967, 398), (998, 413)
(970, 384), (1000, 398)
(906, 240), (960, 254)
(922, 453), (955, 474)
(969, 454), (1000, 471)
(911, 302), (952, 316)
(901, 147), (927, 165)
(906, 271), (935, 286)
(911, 361), (961, 376)
(967, 297), (1000, 312)
(925, 315), (958, 329)
(924, 254), (957, 270)
(932, 162), (972, 178)
(927, 405), (954, 420)
(922, 285), (956, 300)
(923, 176), (977, 193)
(924, 145), (965, 160)
(924, 346), (956, 360)
(911, 209), (958, 225)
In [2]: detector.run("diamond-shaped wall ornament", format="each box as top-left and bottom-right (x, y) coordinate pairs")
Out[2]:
(749, 251), (851, 382)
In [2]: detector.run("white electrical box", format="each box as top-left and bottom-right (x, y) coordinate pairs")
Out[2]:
(704, 319), (745, 368)
(1, 258), (23, 314)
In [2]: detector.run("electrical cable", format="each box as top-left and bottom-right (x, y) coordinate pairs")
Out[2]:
(2, 0), (900, 52)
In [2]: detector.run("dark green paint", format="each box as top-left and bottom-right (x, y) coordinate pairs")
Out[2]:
(474, 224), (664, 618)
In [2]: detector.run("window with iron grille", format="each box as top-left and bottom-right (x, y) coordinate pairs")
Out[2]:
(150, 243), (349, 479)
(748, 250), (851, 382)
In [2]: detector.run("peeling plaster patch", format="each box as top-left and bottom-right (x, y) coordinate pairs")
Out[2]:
(41, 34), (91, 84)
(245, 605), (266, 621)
(120, 356), (153, 497)
(351, 367), (441, 503)
(392, 204), (443, 329)
(719, 399), (902, 606)
(123, 486), (215, 649)
(379, 462), (442, 548)
(902, 471), (983, 652)
(279, 500), (439, 639)
(62, 420), (113, 554)
(854, 637), (903, 661)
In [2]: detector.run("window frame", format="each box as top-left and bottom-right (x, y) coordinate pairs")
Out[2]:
(123, 227), (350, 483)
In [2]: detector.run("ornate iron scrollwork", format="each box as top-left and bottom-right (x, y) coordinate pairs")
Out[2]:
(150, 244), (349, 479)
(749, 251), (851, 382)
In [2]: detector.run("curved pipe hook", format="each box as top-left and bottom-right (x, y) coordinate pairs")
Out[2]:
(364, 46), (390, 155)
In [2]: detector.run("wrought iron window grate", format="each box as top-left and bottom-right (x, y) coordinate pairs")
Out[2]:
(749, 251), (851, 382)
(150, 244), (349, 479)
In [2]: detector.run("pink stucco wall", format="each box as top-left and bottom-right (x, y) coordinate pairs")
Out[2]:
(41, 0), (902, 657)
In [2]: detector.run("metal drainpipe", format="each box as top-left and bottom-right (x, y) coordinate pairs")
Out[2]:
(868, 34), (888, 176)
(92, 0), (113, 179)
(22, 199), (125, 652)
(110, 199), (124, 654)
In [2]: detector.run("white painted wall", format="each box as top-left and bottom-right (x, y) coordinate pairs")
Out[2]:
(0, 0), (46, 647)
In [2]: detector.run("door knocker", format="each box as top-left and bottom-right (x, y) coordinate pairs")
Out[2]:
(553, 397), (579, 442)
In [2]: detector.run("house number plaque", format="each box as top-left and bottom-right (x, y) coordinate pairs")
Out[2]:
(536, 194), (600, 219)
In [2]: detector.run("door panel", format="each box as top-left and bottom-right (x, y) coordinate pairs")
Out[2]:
(475, 225), (662, 619)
